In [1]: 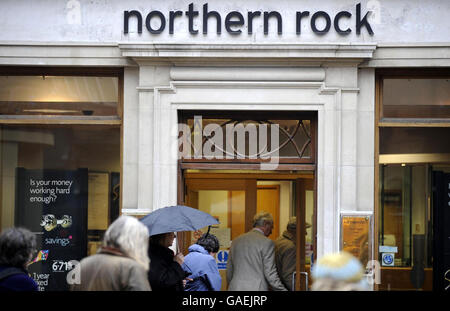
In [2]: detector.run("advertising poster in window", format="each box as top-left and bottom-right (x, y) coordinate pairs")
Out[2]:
(15, 168), (88, 291)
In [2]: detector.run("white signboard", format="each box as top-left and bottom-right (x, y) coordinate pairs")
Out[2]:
(0, 0), (449, 44)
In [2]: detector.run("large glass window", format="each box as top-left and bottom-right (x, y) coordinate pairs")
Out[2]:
(382, 78), (450, 119)
(179, 111), (316, 163)
(380, 127), (450, 155)
(377, 70), (450, 291)
(0, 76), (118, 116)
(0, 68), (122, 291)
(379, 164), (431, 268)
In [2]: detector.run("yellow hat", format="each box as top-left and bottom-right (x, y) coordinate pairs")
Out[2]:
(311, 251), (364, 283)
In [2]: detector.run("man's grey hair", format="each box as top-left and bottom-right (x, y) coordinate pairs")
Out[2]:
(252, 211), (274, 228)
(102, 215), (150, 270)
(0, 227), (36, 268)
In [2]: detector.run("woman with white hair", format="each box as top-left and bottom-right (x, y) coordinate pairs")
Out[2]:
(71, 215), (151, 291)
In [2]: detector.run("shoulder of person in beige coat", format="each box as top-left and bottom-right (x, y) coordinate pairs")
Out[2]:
(72, 252), (151, 291)
(71, 215), (152, 291)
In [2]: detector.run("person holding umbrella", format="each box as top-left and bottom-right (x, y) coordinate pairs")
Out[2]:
(140, 205), (220, 291)
(147, 232), (191, 291)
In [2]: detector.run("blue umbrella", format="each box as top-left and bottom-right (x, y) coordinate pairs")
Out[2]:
(140, 205), (220, 236)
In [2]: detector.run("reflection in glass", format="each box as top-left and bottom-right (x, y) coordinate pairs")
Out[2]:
(182, 117), (312, 160)
(379, 165), (430, 267)
(0, 76), (119, 116)
(0, 125), (120, 244)
(382, 78), (450, 119)
(0, 124), (120, 291)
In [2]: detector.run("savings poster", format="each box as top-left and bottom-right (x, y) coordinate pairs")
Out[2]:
(15, 168), (88, 291)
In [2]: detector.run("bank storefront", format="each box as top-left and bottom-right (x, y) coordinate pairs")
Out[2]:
(0, 0), (449, 291)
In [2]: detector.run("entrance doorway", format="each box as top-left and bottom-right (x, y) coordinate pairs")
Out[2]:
(179, 171), (315, 291)
(177, 109), (317, 290)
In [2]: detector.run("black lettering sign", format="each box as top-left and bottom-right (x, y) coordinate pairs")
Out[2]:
(123, 3), (374, 37)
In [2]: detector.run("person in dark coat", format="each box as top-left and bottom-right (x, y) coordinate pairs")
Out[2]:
(148, 232), (189, 291)
(182, 233), (222, 291)
(0, 227), (38, 291)
(274, 217), (312, 290)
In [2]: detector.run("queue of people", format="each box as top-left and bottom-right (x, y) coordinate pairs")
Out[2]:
(0, 211), (367, 292)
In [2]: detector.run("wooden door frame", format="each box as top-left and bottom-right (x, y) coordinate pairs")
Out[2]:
(295, 178), (315, 291)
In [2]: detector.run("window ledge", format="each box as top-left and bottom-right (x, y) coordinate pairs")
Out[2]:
(0, 115), (122, 125)
(379, 118), (450, 127)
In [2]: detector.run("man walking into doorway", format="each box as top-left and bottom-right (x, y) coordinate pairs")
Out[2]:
(226, 212), (287, 291)
(274, 217), (311, 290)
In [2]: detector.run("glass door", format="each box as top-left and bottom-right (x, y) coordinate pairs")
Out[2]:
(180, 173), (315, 291)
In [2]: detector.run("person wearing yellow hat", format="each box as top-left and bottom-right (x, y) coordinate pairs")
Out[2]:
(311, 251), (369, 291)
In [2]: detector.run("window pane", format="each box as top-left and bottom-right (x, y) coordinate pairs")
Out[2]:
(0, 124), (120, 291)
(0, 76), (119, 116)
(382, 78), (450, 119)
(379, 165), (430, 268)
(181, 117), (312, 160)
(380, 127), (450, 154)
